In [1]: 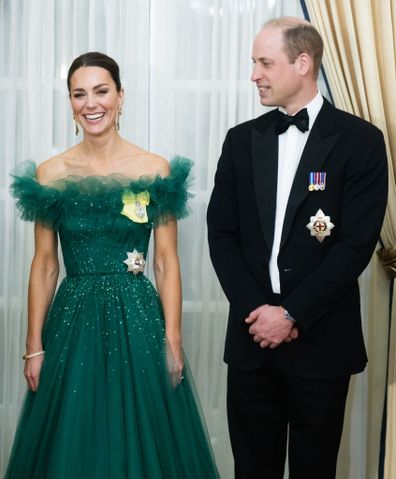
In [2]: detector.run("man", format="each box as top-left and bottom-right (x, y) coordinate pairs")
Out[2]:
(207, 16), (388, 479)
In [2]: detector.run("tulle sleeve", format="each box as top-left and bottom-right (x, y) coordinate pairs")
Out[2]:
(149, 156), (193, 226)
(10, 160), (62, 230)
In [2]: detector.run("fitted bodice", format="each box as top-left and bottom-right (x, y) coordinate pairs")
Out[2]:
(58, 189), (152, 276)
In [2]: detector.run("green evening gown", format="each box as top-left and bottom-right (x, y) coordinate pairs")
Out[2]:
(5, 157), (219, 479)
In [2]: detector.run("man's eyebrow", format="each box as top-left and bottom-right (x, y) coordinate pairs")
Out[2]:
(252, 56), (273, 62)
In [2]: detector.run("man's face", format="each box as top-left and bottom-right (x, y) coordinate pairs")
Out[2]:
(251, 26), (303, 111)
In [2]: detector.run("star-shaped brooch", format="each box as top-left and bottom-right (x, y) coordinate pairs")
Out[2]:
(306, 209), (335, 243)
(123, 250), (146, 275)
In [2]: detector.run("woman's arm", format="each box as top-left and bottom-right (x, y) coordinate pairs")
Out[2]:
(24, 222), (59, 391)
(153, 219), (183, 386)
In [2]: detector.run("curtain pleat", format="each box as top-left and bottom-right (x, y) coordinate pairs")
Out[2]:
(304, 1), (396, 478)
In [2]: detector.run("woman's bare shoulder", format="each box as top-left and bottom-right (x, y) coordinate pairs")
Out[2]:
(142, 152), (170, 177)
(122, 142), (170, 178)
(36, 146), (80, 184)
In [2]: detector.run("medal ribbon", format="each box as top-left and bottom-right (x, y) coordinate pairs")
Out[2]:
(121, 190), (150, 223)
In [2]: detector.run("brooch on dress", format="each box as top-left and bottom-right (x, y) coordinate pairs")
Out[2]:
(123, 250), (146, 275)
(121, 190), (150, 223)
(306, 209), (334, 243)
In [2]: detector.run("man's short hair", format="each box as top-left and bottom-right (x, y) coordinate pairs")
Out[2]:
(265, 17), (324, 79)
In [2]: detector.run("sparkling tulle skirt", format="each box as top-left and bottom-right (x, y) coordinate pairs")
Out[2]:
(5, 273), (219, 478)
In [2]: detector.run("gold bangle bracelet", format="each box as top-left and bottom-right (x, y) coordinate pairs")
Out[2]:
(23, 350), (45, 360)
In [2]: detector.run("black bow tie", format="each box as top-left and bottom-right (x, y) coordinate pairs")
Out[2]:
(275, 108), (309, 134)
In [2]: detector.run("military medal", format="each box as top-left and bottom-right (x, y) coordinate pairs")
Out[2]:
(306, 209), (334, 243)
(121, 190), (150, 223)
(134, 200), (146, 219)
(308, 172), (326, 191)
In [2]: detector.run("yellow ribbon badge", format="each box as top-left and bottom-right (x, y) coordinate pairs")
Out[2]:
(121, 190), (150, 223)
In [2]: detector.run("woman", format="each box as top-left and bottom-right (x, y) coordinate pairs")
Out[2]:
(5, 52), (219, 478)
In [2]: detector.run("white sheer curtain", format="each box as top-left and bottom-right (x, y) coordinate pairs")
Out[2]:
(0, 1), (338, 478)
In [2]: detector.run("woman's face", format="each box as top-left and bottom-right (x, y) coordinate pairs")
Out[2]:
(69, 66), (123, 137)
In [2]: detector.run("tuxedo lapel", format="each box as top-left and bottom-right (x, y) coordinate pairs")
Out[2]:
(280, 101), (340, 249)
(251, 123), (278, 251)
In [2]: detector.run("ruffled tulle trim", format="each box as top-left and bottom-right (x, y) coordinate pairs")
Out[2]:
(10, 161), (64, 230)
(10, 156), (193, 229)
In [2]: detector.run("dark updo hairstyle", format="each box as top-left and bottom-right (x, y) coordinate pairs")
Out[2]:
(67, 52), (122, 94)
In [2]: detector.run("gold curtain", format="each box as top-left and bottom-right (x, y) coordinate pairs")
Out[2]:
(305, 1), (396, 478)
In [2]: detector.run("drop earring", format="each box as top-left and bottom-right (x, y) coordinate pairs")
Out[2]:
(74, 116), (79, 136)
(116, 106), (122, 131)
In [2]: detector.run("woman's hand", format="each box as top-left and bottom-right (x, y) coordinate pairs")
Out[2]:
(24, 355), (44, 392)
(166, 337), (184, 388)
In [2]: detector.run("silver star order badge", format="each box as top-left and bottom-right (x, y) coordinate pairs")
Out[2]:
(123, 250), (146, 275)
(306, 209), (334, 243)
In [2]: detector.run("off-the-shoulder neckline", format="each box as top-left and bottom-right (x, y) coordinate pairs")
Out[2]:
(11, 156), (192, 194)
(33, 157), (191, 189)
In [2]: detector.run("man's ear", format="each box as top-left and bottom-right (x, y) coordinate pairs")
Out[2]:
(296, 52), (312, 77)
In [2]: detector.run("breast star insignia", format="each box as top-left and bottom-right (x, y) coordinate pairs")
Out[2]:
(306, 209), (334, 243)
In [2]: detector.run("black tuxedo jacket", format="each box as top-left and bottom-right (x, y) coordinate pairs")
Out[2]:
(207, 99), (388, 378)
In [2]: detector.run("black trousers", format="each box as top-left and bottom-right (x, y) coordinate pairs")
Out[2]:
(227, 356), (350, 479)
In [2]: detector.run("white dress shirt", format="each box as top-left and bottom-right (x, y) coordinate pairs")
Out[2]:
(269, 92), (324, 294)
